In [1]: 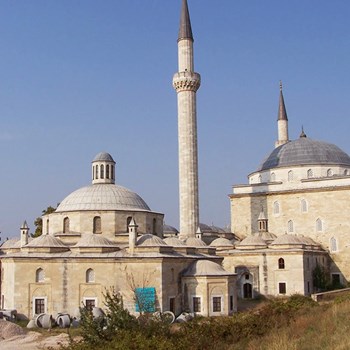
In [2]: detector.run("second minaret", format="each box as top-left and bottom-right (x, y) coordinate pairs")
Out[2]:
(173, 0), (201, 240)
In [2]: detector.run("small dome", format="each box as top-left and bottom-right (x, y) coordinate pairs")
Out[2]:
(137, 234), (167, 247)
(297, 235), (319, 246)
(56, 184), (150, 212)
(92, 152), (115, 163)
(26, 235), (68, 248)
(199, 223), (215, 233)
(237, 235), (267, 249)
(258, 231), (277, 242)
(163, 224), (179, 235)
(185, 237), (207, 247)
(1, 238), (20, 249)
(258, 137), (350, 171)
(183, 260), (232, 276)
(163, 237), (186, 246)
(209, 238), (234, 247)
(74, 234), (117, 248)
(271, 234), (304, 246)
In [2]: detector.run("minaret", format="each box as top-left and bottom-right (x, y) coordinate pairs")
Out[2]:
(173, 0), (201, 240)
(275, 81), (289, 148)
(20, 220), (29, 247)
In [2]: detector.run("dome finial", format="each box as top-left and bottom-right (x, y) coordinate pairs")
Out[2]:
(300, 126), (307, 138)
(279, 80), (282, 91)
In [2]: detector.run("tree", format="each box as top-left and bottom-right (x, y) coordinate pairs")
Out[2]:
(32, 206), (56, 237)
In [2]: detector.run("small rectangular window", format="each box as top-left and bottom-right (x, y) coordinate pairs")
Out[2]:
(279, 283), (286, 294)
(35, 298), (45, 314)
(212, 296), (222, 312)
(230, 295), (233, 311)
(85, 299), (96, 311)
(193, 297), (201, 313)
(169, 298), (175, 314)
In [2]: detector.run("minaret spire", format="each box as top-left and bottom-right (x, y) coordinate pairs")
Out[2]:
(173, 0), (201, 240)
(178, 0), (193, 42)
(275, 81), (289, 148)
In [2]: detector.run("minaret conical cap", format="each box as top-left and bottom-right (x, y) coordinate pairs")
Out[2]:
(178, 0), (193, 42)
(277, 81), (288, 121)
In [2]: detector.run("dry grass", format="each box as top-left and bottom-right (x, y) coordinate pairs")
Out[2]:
(245, 299), (350, 350)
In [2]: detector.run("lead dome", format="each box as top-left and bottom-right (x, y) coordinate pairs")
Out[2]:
(258, 137), (350, 171)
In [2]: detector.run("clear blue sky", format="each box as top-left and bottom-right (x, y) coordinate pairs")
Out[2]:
(1, 0), (350, 239)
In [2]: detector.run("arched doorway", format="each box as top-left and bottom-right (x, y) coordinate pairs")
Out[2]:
(243, 283), (252, 298)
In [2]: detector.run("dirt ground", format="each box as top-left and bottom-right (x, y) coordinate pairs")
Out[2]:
(0, 320), (72, 350)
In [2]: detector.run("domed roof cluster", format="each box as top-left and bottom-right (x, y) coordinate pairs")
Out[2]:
(56, 184), (150, 212)
(258, 137), (350, 171)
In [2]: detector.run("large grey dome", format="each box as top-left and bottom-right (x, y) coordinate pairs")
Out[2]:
(258, 137), (350, 171)
(56, 184), (150, 212)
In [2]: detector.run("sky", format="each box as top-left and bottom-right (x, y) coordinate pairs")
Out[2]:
(1, 0), (350, 239)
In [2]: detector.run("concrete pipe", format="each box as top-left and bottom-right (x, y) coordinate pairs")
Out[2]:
(175, 312), (193, 323)
(162, 311), (175, 324)
(34, 313), (46, 327)
(57, 314), (71, 328)
(41, 314), (53, 329)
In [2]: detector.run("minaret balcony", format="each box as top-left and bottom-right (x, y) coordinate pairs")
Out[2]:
(173, 71), (201, 92)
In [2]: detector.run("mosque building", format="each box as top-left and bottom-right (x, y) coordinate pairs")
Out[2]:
(227, 83), (350, 297)
(0, 0), (237, 320)
(1, 0), (350, 320)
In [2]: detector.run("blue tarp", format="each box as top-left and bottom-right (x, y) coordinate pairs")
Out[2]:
(135, 287), (156, 313)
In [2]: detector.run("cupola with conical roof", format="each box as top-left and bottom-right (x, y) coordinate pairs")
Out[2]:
(275, 81), (289, 148)
(92, 152), (116, 185)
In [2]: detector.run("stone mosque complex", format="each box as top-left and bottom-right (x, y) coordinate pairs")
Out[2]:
(1, 0), (350, 319)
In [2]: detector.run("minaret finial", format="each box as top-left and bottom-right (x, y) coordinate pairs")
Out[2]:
(278, 82), (288, 121)
(300, 125), (307, 138)
(178, 0), (193, 42)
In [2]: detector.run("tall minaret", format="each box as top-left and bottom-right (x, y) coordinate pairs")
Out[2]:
(173, 0), (201, 240)
(275, 81), (289, 148)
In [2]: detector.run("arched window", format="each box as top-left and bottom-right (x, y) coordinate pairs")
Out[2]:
(92, 167), (94, 180)
(330, 237), (337, 252)
(93, 216), (101, 234)
(111, 165), (114, 180)
(273, 201), (280, 215)
(301, 199), (308, 213)
(327, 169), (333, 177)
(270, 173), (276, 182)
(95, 165), (99, 179)
(316, 218), (323, 232)
(63, 217), (70, 233)
(288, 170), (293, 182)
(106, 165), (110, 179)
(46, 219), (49, 234)
(288, 220), (294, 233)
(258, 175), (262, 183)
(307, 169), (313, 179)
(126, 216), (132, 232)
(100, 164), (104, 179)
(36, 268), (45, 283)
(278, 258), (285, 269)
(344, 169), (349, 176)
(86, 268), (95, 283)
(152, 218), (157, 234)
